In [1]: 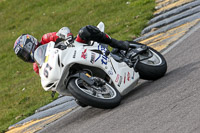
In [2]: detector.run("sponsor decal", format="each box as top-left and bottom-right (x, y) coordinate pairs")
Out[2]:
(118, 76), (122, 87)
(115, 74), (120, 82)
(127, 72), (130, 81)
(108, 67), (113, 75)
(45, 55), (49, 63)
(132, 72), (134, 79)
(90, 53), (96, 64)
(124, 73), (126, 84)
(81, 49), (87, 59)
(95, 45), (108, 65)
(73, 50), (76, 58)
(101, 55), (108, 65)
(108, 70), (113, 75)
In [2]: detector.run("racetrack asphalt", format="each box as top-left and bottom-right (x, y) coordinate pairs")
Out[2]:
(39, 22), (200, 133)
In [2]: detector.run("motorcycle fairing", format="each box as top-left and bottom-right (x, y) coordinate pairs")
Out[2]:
(39, 40), (139, 95)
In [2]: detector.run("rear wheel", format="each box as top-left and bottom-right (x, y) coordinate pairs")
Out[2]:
(128, 41), (167, 80)
(68, 77), (121, 109)
(135, 47), (167, 80)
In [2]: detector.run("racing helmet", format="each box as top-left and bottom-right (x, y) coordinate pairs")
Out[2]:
(13, 34), (38, 62)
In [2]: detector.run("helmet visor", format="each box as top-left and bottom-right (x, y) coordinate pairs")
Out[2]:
(14, 45), (34, 62)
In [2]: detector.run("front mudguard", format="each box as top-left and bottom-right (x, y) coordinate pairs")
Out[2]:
(65, 72), (95, 86)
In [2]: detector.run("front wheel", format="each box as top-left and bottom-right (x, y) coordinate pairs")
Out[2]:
(135, 47), (167, 80)
(68, 77), (121, 109)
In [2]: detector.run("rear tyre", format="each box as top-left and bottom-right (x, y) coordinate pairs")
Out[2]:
(135, 47), (167, 80)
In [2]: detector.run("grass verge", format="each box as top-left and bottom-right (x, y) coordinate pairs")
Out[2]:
(0, 0), (155, 132)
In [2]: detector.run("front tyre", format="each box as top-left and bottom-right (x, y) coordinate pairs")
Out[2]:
(68, 78), (121, 109)
(135, 47), (167, 80)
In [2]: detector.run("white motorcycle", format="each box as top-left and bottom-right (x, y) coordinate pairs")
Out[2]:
(34, 22), (167, 109)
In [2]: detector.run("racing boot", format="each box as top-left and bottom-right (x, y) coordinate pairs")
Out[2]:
(109, 38), (129, 51)
(78, 25), (130, 51)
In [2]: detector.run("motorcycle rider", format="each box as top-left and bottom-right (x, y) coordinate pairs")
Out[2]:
(13, 25), (130, 74)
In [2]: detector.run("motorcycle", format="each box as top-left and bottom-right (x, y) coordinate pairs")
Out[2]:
(34, 22), (167, 109)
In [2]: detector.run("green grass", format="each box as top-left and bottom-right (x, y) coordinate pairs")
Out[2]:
(0, 0), (155, 132)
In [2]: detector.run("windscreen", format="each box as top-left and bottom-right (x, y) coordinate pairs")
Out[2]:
(34, 44), (48, 67)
